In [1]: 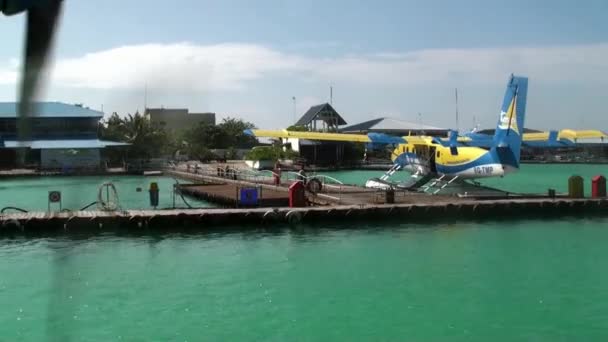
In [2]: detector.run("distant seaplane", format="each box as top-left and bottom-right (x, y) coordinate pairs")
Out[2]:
(365, 74), (530, 188)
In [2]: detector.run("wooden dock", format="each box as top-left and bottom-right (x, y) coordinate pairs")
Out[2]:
(1, 165), (603, 235)
(166, 169), (452, 206)
(1, 197), (607, 235)
(178, 183), (289, 207)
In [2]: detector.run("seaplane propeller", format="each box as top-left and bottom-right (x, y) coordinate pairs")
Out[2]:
(1, 0), (64, 152)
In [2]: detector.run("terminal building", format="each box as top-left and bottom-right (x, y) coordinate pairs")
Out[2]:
(283, 104), (452, 165)
(0, 102), (128, 169)
(284, 103), (351, 165)
(269, 103), (608, 165)
(283, 104), (451, 165)
(146, 107), (216, 131)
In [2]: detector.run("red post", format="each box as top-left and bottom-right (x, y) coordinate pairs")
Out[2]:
(289, 182), (306, 207)
(592, 175), (606, 198)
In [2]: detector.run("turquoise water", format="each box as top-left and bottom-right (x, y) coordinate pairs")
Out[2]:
(1, 164), (604, 212)
(2, 219), (608, 340)
(321, 164), (608, 196)
(0, 176), (213, 212)
(2, 165), (608, 340)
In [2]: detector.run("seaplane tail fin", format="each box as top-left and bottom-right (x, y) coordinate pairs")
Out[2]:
(492, 74), (528, 168)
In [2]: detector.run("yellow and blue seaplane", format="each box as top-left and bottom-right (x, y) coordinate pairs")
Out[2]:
(245, 75), (602, 192)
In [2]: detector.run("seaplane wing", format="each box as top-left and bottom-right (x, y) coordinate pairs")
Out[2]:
(522, 131), (573, 147)
(244, 129), (406, 144)
(467, 131), (574, 147)
(456, 129), (605, 148)
(558, 129), (608, 143)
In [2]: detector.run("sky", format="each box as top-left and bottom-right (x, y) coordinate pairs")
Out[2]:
(1, 0), (608, 130)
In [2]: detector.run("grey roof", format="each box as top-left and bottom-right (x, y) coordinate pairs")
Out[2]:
(341, 117), (447, 132)
(2, 139), (129, 149)
(295, 103), (347, 126)
(0, 102), (103, 118)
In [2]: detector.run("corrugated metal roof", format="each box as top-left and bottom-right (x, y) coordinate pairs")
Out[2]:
(341, 117), (446, 132)
(3, 139), (129, 149)
(295, 103), (347, 126)
(0, 102), (103, 118)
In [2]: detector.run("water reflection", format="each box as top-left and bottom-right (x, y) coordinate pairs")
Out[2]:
(46, 238), (81, 341)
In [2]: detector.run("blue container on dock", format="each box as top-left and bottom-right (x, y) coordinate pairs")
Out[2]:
(239, 188), (259, 206)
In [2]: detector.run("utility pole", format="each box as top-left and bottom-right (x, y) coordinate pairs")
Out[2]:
(292, 96), (297, 125)
(473, 115), (477, 132)
(330, 85), (333, 105)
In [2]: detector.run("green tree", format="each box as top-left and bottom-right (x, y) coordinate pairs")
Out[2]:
(100, 111), (172, 159)
(182, 122), (228, 149)
(217, 117), (257, 148)
(181, 117), (257, 153)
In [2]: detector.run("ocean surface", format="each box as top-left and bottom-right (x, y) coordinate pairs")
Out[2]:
(0, 176), (212, 212)
(3, 219), (608, 341)
(1, 164), (608, 340)
(321, 163), (608, 196)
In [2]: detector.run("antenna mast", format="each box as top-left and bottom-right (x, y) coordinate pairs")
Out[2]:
(144, 83), (148, 114)
(455, 88), (459, 133)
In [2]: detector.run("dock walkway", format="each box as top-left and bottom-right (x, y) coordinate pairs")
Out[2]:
(166, 168), (454, 206)
(178, 183), (289, 207)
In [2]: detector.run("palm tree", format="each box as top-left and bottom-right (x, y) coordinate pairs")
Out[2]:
(100, 111), (170, 159)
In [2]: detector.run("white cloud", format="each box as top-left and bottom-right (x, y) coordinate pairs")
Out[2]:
(0, 43), (305, 91)
(0, 70), (17, 84)
(50, 43), (306, 91)
(1, 42), (608, 91)
(313, 44), (608, 85)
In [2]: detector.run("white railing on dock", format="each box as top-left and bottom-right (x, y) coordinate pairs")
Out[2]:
(281, 171), (345, 202)
(171, 164), (346, 204)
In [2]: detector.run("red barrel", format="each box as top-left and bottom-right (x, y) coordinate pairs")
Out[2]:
(592, 175), (606, 198)
(289, 181), (306, 207)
